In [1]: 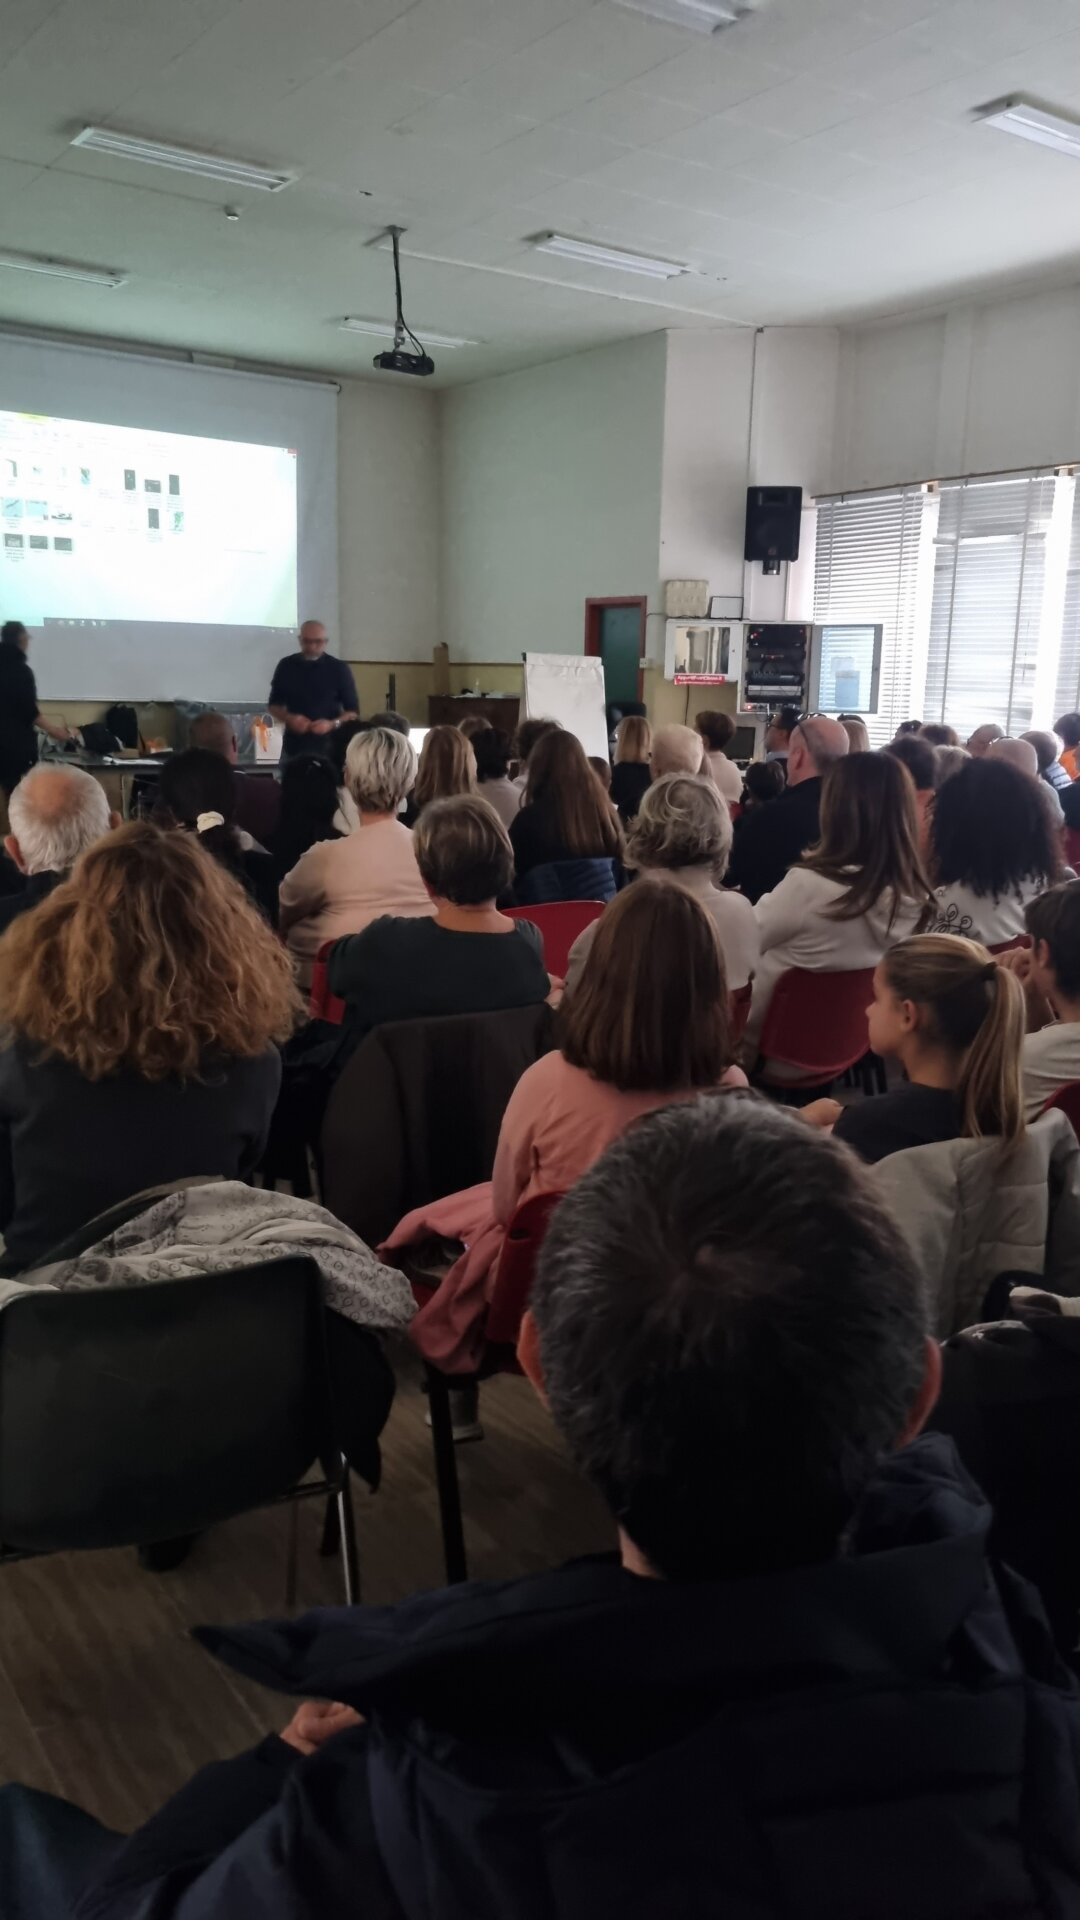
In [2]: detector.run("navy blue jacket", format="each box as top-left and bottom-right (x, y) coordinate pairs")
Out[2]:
(75, 1438), (1080, 1918)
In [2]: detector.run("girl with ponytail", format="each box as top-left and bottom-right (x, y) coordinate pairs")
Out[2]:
(832, 933), (1026, 1165)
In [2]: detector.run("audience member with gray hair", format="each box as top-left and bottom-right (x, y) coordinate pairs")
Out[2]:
(649, 723), (709, 781)
(278, 725), (432, 986)
(725, 715), (849, 904)
(0, 765), (113, 937)
(1023, 728), (1073, 794)
(565, 774), (759, 994)
(991, 735), (1065, 834)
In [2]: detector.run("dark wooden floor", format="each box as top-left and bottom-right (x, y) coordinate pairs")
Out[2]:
(0, 1341), (612, 1832)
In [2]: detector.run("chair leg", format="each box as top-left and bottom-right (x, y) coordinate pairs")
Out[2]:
(337, 1466), (361, 1605)
(284, 1498), (300, 1612)
(427, 1367), (468, 1584)
(319, 1494), (340, 1559)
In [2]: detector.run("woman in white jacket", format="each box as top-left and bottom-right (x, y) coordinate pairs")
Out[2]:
(748, 751), (936, 1065)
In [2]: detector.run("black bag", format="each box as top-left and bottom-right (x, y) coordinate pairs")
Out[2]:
(105, 704), (139, 749)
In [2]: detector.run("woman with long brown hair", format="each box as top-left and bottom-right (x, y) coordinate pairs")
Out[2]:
(609, 714), (651, 825)
(747, 750), (936, 1060)
(0, 822), (301, 1271)
(413, 724), (477, 815)
(509, 727), (623, 900)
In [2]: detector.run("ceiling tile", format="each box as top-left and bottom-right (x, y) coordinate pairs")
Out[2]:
(634, 43), (793, 113)
(390, 95), (539, 153)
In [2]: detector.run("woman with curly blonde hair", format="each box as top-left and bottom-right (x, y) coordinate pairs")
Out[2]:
(0, 822), (301, 1271)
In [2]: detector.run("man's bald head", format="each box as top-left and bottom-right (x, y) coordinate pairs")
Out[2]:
(967, 723), (1004, 758)
(299, 619), (328, 661)
(6, 764), (112, 876)
(989, 736), (1038, 780)
(189, 710), (237, 764)
(1021, 730), (1061, 776)
(787, 715), (850, 786)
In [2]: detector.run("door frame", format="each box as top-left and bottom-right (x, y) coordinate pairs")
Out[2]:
(583, 596), (647, 704)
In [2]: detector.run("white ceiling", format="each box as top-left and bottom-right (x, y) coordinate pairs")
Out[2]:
(4, 0), (1080, 385)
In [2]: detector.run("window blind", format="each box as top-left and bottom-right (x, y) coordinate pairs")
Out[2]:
(924, 474), (1058, 739)
(1053, 478), (1080, 723)
(812, 487), (928, 746)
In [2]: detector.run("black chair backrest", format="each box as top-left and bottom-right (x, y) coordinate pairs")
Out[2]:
(0, 1257), (330, 1553)
(321, 1002), (555, 1246)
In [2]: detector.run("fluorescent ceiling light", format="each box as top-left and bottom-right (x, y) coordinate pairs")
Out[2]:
(339, 317), (478, 349)
(0, 247), (126, 288)
(977, 96), (1080, 159)
(71, 125), (295, 192)
(612, 0), (752, 32)
(531, 232), (687, 280)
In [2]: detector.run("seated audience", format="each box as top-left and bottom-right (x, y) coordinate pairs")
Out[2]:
(885, 730), (937, 852)
(472, 726), (521, 830)
(740, 759), (785, 809)
(764, 704), (800, 766)
(1001, 881), (1080, 1118)
(509, 728), (623, 900)
(327, 795), (550, 1042)
(279, 726), (432, 987)
(837, 713), (870, 753)
(650, 722), (709, 780)
(30, 1095), (1080, 1917)
(930, 757), (1059, 945)
(833, 934), (1024, 1164)
(326, 717), (370, 832)
(457, 713), (492, 743)
(1023, 728), (1073, 794)
(1056, 709), (1080, 782)
(695, 709), (744, 805)
(265, 752), (342, 885)
(368, 710), (409, 736)
(987, 737), (1063, 837)
(920, 721), (960, 747)
(966, 722), (1005, 758)
(566, 773), (759, 994)
(934, 742), (970, 785)
(588, 754), (614, 801)
(413, 724), (477, 816)
(510, 715), (560, 796)
(404, 879), (747, 1374)
(748, 751), (935, 1058)
(155, 748), (278, 923)
(609, 715), (652, 824)
(725, 715), (849, 905)
(893, 717), (923, 737)
(0, 824), (297, 1273)
(188, 708), (280, 844)
(0, 765), (112, 936)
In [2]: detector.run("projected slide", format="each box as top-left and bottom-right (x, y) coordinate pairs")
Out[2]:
(0, 410), (298, 631)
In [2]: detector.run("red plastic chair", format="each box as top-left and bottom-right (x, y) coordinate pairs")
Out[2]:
(504, 901), (606, 977)
(426, 1190), (564, 1583)
(1042, 1083), (1080, 1140)
(729, 980), (753, 1046)
(309, 940), (346, 1026)
(989, 936), (1031, 956)
(756, 967), (875, 1089)
(1066, 828), (1080, 872)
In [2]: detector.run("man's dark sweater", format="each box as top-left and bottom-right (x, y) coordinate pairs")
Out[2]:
(725, 776), (822, 904)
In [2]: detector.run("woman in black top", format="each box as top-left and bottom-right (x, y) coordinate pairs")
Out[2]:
(0, 823), (300, 1271)
(266, 751), (343, 883)
(329, 794), (550, 1042)
(609, 715), (652, 826)
(0, 620), (75, 797)
(509, 729), (623, 883)
(156, 748), (278, 923)
(829, 933), (1026, 1165)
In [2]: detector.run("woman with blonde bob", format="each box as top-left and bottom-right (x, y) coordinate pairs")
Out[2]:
(279, 725), (433, 986)
(832, 934), (1026, 1164)
(0, 823), (300, 1272)
(610, 714), (652, 825)
(413, 724), (477, 815)
(566, 774), (759, 994)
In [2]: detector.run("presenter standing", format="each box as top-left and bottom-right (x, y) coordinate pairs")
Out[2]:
(268, 619), (359, 759)
(0, 621), (75, 802)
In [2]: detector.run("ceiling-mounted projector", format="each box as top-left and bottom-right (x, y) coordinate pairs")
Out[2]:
(371, 228), (435, 377)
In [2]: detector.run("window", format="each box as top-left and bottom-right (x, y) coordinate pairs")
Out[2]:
(814, 466), (1078, 742)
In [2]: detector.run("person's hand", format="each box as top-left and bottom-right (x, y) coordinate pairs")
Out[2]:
(310, 718), (335, 736)
(997, 946), (1032, 982)
(288, 714), (311, 735)
(280, 1699), (363, 1755)
(545, 974), (564, 1008)
(800, 1098), (843, 1131)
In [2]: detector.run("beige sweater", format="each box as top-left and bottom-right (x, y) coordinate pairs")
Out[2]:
(279, 818), (434, 986)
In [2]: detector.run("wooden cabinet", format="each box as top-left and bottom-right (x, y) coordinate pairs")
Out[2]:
(427, 694), (520, 733)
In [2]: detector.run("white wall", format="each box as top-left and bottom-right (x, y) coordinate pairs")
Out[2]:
(438, 333), (667, 663)
(337, 376), (440, 662)
(832, 281), (1080, 493)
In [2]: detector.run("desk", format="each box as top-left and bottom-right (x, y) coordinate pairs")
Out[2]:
(428, 694), (520, 734)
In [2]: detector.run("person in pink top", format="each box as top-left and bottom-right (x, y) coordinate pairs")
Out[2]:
(278, 726), (433, 987)
(394, 880), (748, 1411)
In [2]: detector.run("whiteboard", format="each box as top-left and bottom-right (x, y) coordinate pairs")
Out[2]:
(523, 652), (608, 760)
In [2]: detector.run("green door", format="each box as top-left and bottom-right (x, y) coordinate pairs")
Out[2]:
(597, 605), (641, 706)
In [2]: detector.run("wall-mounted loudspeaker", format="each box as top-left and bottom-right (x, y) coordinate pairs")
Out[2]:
(744, 486), (803, 574)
